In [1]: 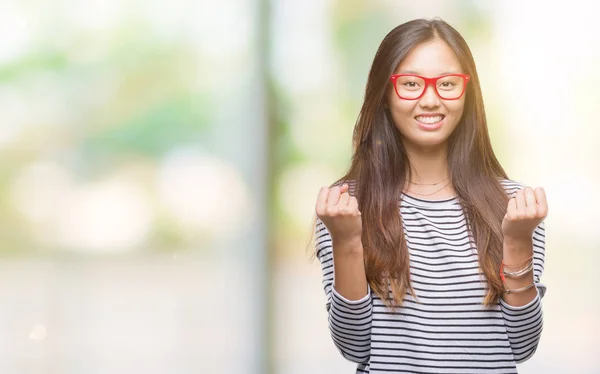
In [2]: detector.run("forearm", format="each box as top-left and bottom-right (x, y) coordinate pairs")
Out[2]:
(500, 236), (544, 363)
(501, 237), (537, 307)
(332, 237), (369, 301)
(315, 219), (373, 364)
(328, 286), (372, 363)
(500, 294), (543, 363)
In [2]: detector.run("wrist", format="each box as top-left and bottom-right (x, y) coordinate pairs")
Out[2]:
(503, 237), (533, 266)
(504, 235), (532, 244)
(331, 236), (363, 255)
(503, 235), (532, 251)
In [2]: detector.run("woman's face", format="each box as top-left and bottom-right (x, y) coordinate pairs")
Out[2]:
(387, 38), (467, 151)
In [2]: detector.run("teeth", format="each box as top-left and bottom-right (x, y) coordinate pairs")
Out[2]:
(416, 115), (443, 124)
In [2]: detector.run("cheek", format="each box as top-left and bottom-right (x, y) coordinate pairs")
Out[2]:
(446, 100), (466, 120)
(388, 105), (417, 131)
(389, 100), (417, 118)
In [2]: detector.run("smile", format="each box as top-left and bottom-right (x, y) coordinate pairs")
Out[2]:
(415, 115), (445, 124)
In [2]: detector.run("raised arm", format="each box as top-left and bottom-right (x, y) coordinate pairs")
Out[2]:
(315, 184), (372, 364)
(500, 185), (548, 362)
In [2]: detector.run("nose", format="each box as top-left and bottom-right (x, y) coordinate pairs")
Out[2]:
(419, 83), (441, 108)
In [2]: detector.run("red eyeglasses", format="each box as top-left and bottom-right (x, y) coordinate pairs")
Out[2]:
(390, 74), (470, 100)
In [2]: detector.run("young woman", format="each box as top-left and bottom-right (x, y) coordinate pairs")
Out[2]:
(314, 18), (547, 373)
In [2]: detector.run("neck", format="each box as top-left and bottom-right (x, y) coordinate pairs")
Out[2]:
(403, 143), (449, 184)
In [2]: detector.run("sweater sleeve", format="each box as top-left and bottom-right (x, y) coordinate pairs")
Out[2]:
(500, 220), (546, 363)
(315, 217), (372, 364)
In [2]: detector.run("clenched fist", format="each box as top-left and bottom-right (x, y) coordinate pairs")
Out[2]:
(315, 184), (362, 247)
(502, 186), (548, 241)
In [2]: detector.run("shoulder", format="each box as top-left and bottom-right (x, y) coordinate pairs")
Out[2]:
(498, 178), (526, 198)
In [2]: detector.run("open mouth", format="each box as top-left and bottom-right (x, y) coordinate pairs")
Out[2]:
(415, 114), (445, 124)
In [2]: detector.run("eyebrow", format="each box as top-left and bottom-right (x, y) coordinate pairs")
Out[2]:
(399, 70), (460, 75)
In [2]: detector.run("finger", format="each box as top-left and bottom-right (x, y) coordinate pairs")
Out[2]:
(348, 196), (361, 214)
(524, 187), (537, 215)
(327, 186), (342, 210)
(315, 186), (330, 215)
(535, 187), (548, 217)
(339, 183), (349, 194)
(338, 192), (350, 207)
(514, 189), (526, 213)
(507, 196), (517, 216)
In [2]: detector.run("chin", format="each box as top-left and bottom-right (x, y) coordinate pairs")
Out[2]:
(405, 133), (450, 150)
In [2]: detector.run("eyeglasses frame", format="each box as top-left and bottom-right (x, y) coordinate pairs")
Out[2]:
(389, 73), (471, 100)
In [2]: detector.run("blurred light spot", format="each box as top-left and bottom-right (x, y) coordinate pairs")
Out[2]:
(158, 149), (249, 236)
(55, 174), (154, 253)
(29, 324), (47, 340)
(278, 163), (338, 228)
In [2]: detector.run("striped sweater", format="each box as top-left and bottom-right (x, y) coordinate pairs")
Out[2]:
(315, 180), (546, 373)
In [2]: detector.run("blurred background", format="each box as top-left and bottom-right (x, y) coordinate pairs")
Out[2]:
(0, 0), (598, 373)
